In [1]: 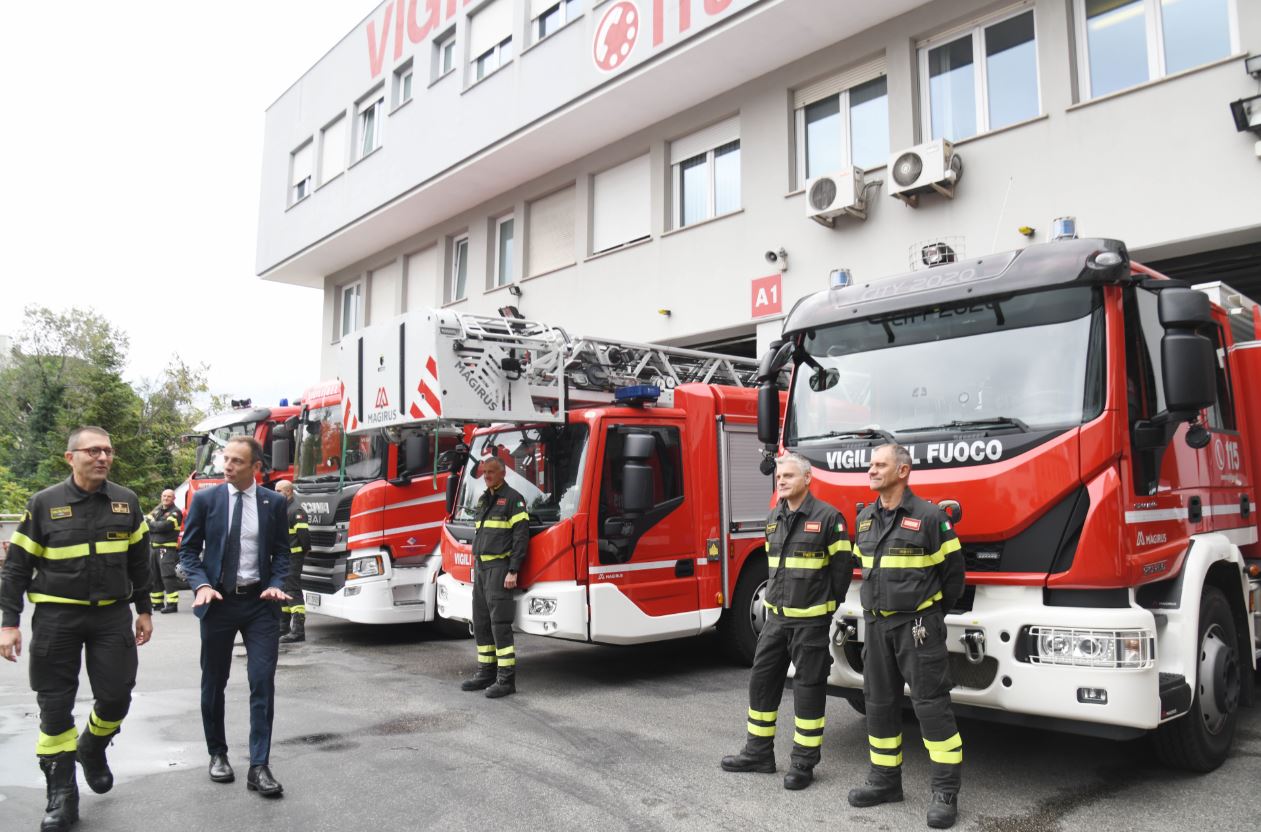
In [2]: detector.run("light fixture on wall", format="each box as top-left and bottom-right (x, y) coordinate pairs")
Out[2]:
(508, 284), (523, 298)
(658, 308), (672, 317)
(764, 248), (789, 272)
(1229, 93), (1261, 134)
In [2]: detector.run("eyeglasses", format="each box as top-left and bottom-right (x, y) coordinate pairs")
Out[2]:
(71, 447), (116, 459)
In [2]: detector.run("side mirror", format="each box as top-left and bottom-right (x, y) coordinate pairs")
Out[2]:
(620, 433), (655, 516)
(1158, 288), (1216, 417)
(271, 439), (291, 473)
(391, 434), (429, 485)
(445, 472), (460, 516)
(603, 517), (633, 539)
(758, 383), (780, 445)
(284, 416), (299, 433)
(809, 367), (838, 393)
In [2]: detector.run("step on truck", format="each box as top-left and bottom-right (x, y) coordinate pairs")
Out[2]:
(755, 236), (1261, 771)
(337, 309), (786, 662)
(292, 379), (465, 627)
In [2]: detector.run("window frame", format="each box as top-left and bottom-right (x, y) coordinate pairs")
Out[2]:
(793, 74), (888, 189)
(493, 213), (516, 288)
(434, 28), (457, 79)
(289, 140), (313, 206)
(916, 3), (1042, 142)
(318, 113), (347, 187)
(533, 0), (580, 43)
(671, 139), (740, 230)
(474, 36), (513, 82)
(338, 280), (364, 339)
(393, 61), (414, 109)
(356, 90), (385, 160)
(448, 234), (470, 303)
(1073, 0), (1239, 101)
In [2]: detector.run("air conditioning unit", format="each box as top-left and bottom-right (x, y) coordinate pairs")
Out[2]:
(887, 139), (962, 205)
(806, 167), (866, 226)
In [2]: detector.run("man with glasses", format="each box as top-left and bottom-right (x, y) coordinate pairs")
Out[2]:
(0, 426), (154, 832)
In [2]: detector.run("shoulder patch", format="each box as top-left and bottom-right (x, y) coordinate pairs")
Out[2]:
(765, 522), (777, 533)
(836, 522), (845, 533)
(858, 519), (872, 532)
(111, 502), (131, 514)
(941, 520), (952, 532)
(804, 521), (822, 533)
(50, 506), (73, 520)
(900, 517), (922, 531)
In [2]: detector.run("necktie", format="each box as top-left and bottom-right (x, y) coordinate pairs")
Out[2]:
(223, 491), (243, 592)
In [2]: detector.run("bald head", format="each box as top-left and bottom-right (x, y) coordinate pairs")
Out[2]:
(275, 480), (294, 499)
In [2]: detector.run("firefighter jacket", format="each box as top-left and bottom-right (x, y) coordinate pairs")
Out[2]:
(854, 488), (964, 623)
(147, 504), (183, 548)
(286, 499), (311, 556)
(1, 476), (152, 627)
(762, 492), (853, 627)
(472, 483), (530, 573)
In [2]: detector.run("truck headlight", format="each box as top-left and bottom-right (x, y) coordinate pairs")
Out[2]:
(347, 555), (383, 580)
(528, 597), (557, 616)
(1026, 626), (1154, 668)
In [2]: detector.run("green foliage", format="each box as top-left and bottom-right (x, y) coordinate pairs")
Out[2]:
(0, 306), (213, 509)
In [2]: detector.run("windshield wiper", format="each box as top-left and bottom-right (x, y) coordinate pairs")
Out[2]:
(796, 428), (896, 444)
(898, 417), (1030, 434)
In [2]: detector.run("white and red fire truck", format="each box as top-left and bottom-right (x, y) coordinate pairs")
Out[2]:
(336, 310), (783, 662)
(177, 399), (302, 511)
(755, 236), (1260, 771)
(290, 379), (464, 628)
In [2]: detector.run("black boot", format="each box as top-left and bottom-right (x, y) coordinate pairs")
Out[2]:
(927, 792), (958, 829)
(39, 752), (79, 832)
(720, 749), (776, 773)
(278, 611), (291, 637)
(280, 613), (305, 643)
(848, 779), (904, 808)
(783, 763), (814, 790)
(160, 602), (178, 614)
(485, 668), (516, 698)
(460, 664), (496, 691)
(76, 729), (114, 794)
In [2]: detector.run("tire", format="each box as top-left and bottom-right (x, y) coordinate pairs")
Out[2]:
(719, 556), (768, 666)
(1153, 585), (1241, 772)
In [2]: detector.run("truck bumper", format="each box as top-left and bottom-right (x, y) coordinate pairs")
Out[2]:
(828, 584), (1164, 732)
(304, 555), (438, 625)
(437, 575), (589, 642)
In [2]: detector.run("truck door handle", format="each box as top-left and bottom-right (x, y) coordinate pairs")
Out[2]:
(675, 559), (694, 578)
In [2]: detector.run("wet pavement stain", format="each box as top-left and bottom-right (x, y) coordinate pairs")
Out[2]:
(278, 731), (345, 746)
(370, 711), (473, 735)
(972, 765), (1152, 832)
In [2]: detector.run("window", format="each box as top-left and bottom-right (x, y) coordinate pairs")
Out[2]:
(319, 114), (346, 184)
(527, 185), (576, 276)
(793, 58), (888, 186)
(533, 0), (580, 41)
(1077, 0), (1236, 99)
(494, 214), (515, 287)
(591, 154), (651, 254)
(435, 29), (457, 77)
(920, 7), (1040, 142)
(394, 61), (414, 108)
(339, 281), (363, 338)
(670, 117), (740, 228)
(289, 141), (312, 205)
(356, 90), (385, 158)
(470, 0), (513, 82)
(597, 426), (684, 564)
(405, 246), (438, 311)
(1206, 325), (1237, 431)
(448, 234), (470, 303)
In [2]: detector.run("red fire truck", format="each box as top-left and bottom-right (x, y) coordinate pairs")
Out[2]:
(176, 399), (302, 510)
(292, 380), (464, 628)
(754, 236), (1260, 771)
(337, 311), (782, 661)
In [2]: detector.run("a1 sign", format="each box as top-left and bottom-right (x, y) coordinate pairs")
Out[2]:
(751, 274), (782, 318)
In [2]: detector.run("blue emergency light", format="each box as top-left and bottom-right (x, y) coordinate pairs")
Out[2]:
(614, 385), (661, 405)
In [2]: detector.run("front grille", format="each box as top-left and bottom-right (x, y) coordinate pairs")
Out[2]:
(301, 553), (346, 594)
(333, 501), (352, 524)
(309, 530), (337, 550)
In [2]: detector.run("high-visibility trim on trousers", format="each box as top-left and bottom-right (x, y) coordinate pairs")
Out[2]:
(496, 645), (516, 667)
(87, 709), (123, 737)
(869, 733), (903, 767)
(477, 644), (496, 664)
(37, 727), (78, 756)
(924, 732), (963, 764)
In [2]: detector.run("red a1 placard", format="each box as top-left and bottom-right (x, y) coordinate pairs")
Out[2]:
(751, 274), (782, 318)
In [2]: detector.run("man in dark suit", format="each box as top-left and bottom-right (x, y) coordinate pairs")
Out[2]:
(178, 435), (290, 798)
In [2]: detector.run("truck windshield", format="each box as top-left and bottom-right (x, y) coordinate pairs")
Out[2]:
(295, 404), (387, 483)
(192, 422), (257, 479)
(786, 286), (1105, 442)
(453, 425), (590, 525)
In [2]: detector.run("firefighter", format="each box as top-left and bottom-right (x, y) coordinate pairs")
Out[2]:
(721, 452), (852, 790)
(147, 488), (183, 613)
(274, 481), (311, 644)
(459, 456), (529, 698)
(847, 443), (965, 829)
(0, 426), (153, 832)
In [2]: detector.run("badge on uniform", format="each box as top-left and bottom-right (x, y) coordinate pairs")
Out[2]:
(900, 517), (922, 531)
(106, 531), (129, 541)
(766, 522), (777, 533)
(111, 502), (131, 514)
(858, 519), (872, 532)
(50, 506), (73, 520)
(496, 498), (507, 506)
(804, 521), (822, 533)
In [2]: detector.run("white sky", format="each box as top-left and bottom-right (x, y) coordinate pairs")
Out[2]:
(0, 0), (381, 410)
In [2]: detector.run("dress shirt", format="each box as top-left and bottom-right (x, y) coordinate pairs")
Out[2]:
(228, 482), (262, 585)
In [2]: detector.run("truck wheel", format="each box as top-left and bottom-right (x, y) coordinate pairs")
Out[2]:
(1153, 586), (1241, 772)
(719, 557), (768, 666)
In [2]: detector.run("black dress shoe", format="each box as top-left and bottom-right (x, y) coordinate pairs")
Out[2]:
(847, 780), (903, 807)
(208, 753), (234, 783)
(247, 765), (284, 797)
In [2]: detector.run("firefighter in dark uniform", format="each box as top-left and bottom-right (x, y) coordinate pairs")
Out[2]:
(847, 444), (965, 829)
(0, 426), (153, 832)
(274, 481), (311, 644)
(147, 488), (183, 613)
(721, 452), (852, 790)
(459, 456), (529, 698)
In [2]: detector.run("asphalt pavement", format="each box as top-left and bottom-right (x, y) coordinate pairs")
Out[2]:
(1, 597), (1258, 832)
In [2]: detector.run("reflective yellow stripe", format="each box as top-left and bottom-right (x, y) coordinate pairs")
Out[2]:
(869, 734), (902, 749)
(477, 654), (496, 664)
(164, 593), (179, 602)
(828, 539), (852, 555)
(477, 644), (495, 653)
(290, 546), (303, 554)
(793, 732), (823, 747)
(477, 519), (513, 529)
(290, 605), (306, 614)
(780, 556), (829, 570)
(855, 545), (873, 568)
(923, 733), (962, 751)
(928, 748), (963, 764)
(495, 646), (515, 656)
(478, 553), (510, 561)
(879, 552), (945, 568)
(497, 657), (517, 667)
(795, 716), (825, 730)
(88, 710), (123, 737)
(28, 593), (116, 606)
(95, 540), (130, 555)
(748, 708), (777, 722)
(508, 512), (529, 526)
(747, 723), (776, 737)
(42, 543), (91, 560)
(153, 542), (178, 548)
(767, 556), (780, 568)
(293, 522), (309, 530)
(10, 531), (45, 556)
(870, 751), (903, 767)
(130, 521), (148, 544)
(37, 727), (77, 756)
(766, 600), (837, 618)
(879, 591), (943, 617)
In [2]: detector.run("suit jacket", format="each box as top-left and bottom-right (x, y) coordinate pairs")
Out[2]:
(178, 483), (290, 620)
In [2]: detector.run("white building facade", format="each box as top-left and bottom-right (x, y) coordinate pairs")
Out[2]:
(257, 0), (1261, 373)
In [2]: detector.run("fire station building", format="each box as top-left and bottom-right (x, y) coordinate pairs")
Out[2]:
(257, 0), (1261, 371)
